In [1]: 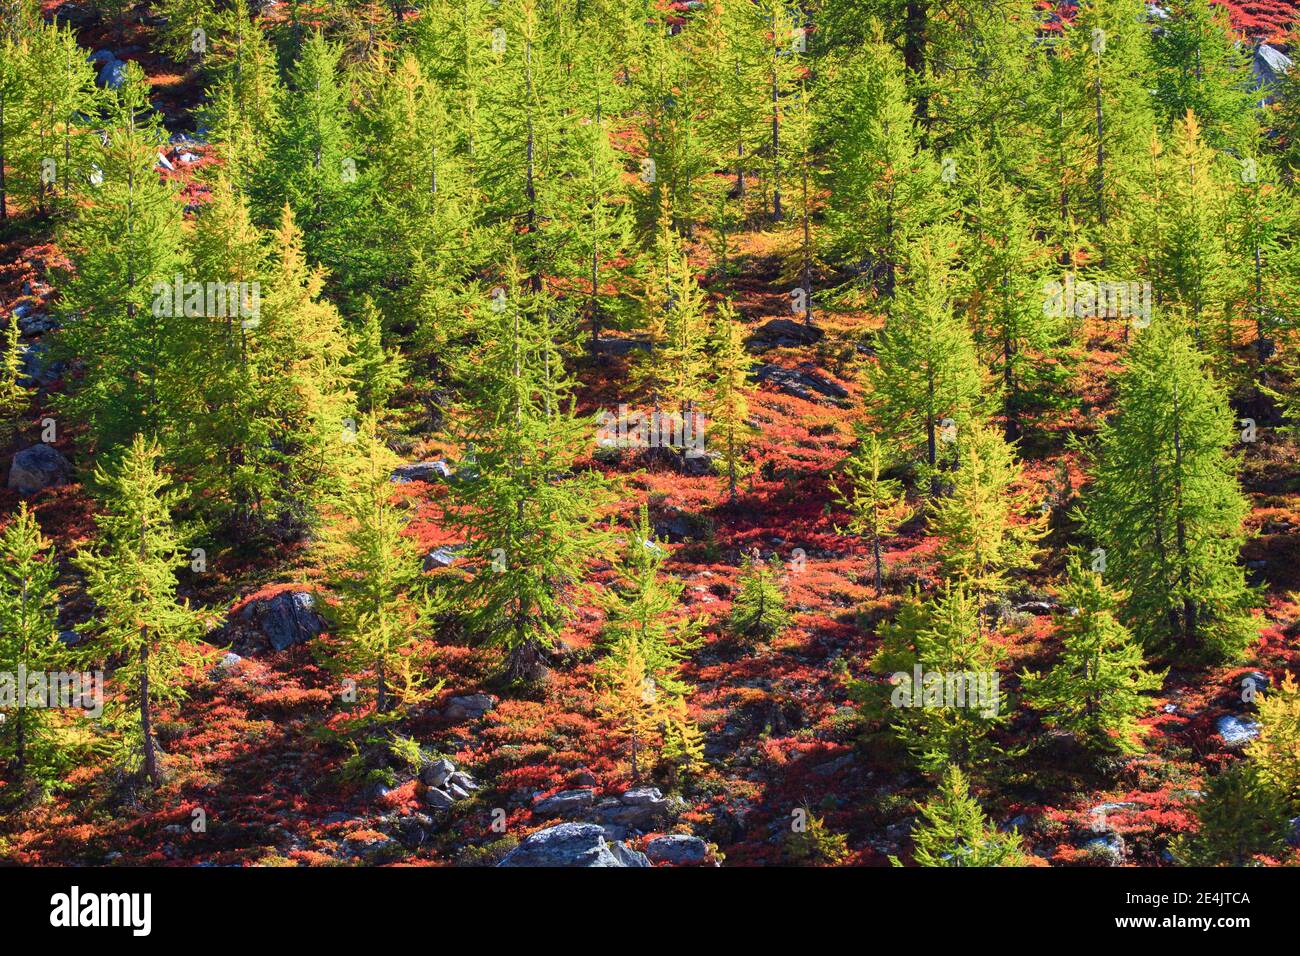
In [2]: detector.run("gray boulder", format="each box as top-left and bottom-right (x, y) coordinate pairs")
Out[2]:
(755, 364), (848, 402)
(420, 758), (456, 789)
(620, 786), (664, 806)
(448, 771), (479, 792)
(236, 590), (325, 651)
(391, 460), (452, 484)
(97, 59), (129, 91)
(595, 787), (672, 829)
(497, 823), (650, 867)
(532, 788), (595, 817)
(14, 303), (56, 337)
(8, 444), (71, 494)
(443, 693), (495, 721)
(208, 652), (243, 679)
(645, 834), (709, 865)
(1216, 714), (1261, 748)
(424, 787), (456, 811)
(1254, 43), (1293, 91)
(423, 546), (462, 571)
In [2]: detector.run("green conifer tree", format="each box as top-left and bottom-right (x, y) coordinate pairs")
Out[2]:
(829, 428), (912, 594)
(317, 420), (436, 716)
(0, 503), (67, 787)
(927, 420), (1045, 601)
(1083, 319), (1257, 661)
(76, 436), (203, 785)
(866, 227), (989, 493)
(1172, 762), (1290, 865)
(892, 765), (1027, 867)
(729, 551), (791, 641)
(1021, 556), (1166, 753)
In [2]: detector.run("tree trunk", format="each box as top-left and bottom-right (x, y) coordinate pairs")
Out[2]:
(1, 92), (8, 223)
(872, 534), (883, 594)
(903, 1), (929, 130)
(770, 69), (782, 221)
(140, 640), (157, 784)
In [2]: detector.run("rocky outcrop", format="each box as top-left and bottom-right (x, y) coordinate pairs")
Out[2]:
(755, 363), (848, 403)
(532, 788), (596, 817)
(421, 756), (480, 810)
(746, 318), (823, 352)
(645, 834), (709, 865)
(497, 823), (650, 867)
(391, 460), (452, 483)
(236, 591), (325, 651)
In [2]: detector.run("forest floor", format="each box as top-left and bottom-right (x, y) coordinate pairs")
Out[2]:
(2, 1), (1300, 866)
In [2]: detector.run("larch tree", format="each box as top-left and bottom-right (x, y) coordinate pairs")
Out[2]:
(729, 551), (791, 641)
(866, 227), (989, 494)
(595, 504), (706, 777)
(1172, 762), (1291, 865)
(199, 0), (282, 191)
(829, 428), (912, 594)
(0, 28), (30, 223)
(252, 205), (356, 531)
(706, 301), (757, 498)
(893, 765), (1028, 867)
(55, 64), (186, 459)
(1157, 112), (1232, 353)
(317, 419), (436, 718)
(697, 0), (767, 209)
(76, 436), (203, 786)
(253, 30), (357, 280)
(821, 23), (938, 301)
(348, 296), (407, 418)
(1083, 318), (1257, 661)
(926, 420), (1045, 603)
(14, 17), (98, 216)
(1021, 556), (1166, 754)
(1063, 0), (1157, 266)
(754, 0), (805, 222)
(164, 171), (269, 527)
(0, 310), (29, 449)
(957, 141), (1073, 438)
(872, 584), (1008, 774)
(1249, 672), (1300, 809)
(0, 503), (67, 788)
(1225, 150), (1297, 362)
(596, 634), (661, 780)
(1149, 0), (1258, 151)
(444, 273), (612, 683)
